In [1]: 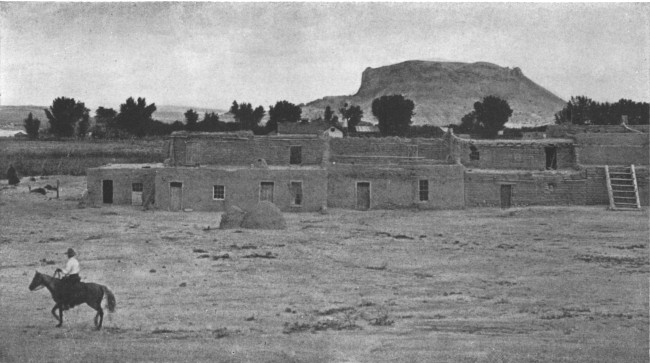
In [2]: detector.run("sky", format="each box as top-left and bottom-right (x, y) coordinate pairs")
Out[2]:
(1, 2), (648, 112)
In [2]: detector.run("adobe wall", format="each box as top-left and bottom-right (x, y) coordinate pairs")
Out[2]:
(584, 166), (649, 206)
(87, 167), (157, 207)
(169, 134), (326, 166)
(547, 124), (650, 138)
(574, 133), (649, 166)
(329, 137), (449, 160)
(465, 170), (587, 207)
(154, 166), (328, 212)
(327, 164), (465, 210)
(457, 142), (576, 170)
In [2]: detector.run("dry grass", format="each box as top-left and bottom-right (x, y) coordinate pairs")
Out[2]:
(0, 176), (648, 362)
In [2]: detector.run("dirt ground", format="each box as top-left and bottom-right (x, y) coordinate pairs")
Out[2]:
(0, 176), (648, 363)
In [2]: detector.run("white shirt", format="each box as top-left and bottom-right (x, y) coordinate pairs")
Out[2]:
(62, 257), (80, 275)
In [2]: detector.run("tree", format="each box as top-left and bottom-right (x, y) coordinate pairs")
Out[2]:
(77, 110), (90, 138)
(459, 96), (513, 138)
(44, 97), (88, 137)
(371, 95), (415, 136)
(555, 96), (649, 125)
(339, 103), (363, 131)
(114, 97), (157, 137)
(91, 107), (118, 139)
(184, 109), (199, 131)
(230, 101), (265, 131)
(269, 100), (302, 124)
(23, 112), (40, 139)
(324, 106), (334, 125)
(196, 112), (221, 132)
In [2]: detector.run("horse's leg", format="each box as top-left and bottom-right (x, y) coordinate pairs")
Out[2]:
(51, 304), (59, 321)
(55, 305), (63, 327)
(95, 307), (104, 330)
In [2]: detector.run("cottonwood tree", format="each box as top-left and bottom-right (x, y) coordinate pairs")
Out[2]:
(555, 96), (649, 125)
(114, 97), (157, 137)
(459, 96), (513, 138)
(44, 97), (88, 137)
(230, 101), (265, 131)
(77, 110), (90, 138)
(184, 109), (199, 131)
(324, 106), (334, 125)
(91, 107), (117, 138)
(267, 100), (301, 133)
(371, 95), (415, 137)
(23, 112), (40, 139)
(339, 103), (363, 131)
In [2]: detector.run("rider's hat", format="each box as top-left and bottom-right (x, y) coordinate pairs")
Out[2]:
(65, 248), (76, 257)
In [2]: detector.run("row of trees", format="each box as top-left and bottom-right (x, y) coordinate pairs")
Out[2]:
(554, 96), (649, 125)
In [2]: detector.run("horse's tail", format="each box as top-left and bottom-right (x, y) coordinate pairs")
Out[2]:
(102, 286), (116, 313)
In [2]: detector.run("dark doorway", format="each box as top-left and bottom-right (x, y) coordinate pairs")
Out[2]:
(545, 147), (557, 170)
(356, 182), (370, 210)
(469, 145), (480, 161)
(500, 184), (512, 209)
(102, 180), (113, 204)
(170, 182), (183, 211)
(290, 146), (302, 165)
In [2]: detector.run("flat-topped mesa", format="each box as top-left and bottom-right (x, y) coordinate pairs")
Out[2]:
(306, 60), (565, 127)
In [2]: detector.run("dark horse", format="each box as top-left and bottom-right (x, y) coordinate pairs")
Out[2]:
(28, 271), (116, 330)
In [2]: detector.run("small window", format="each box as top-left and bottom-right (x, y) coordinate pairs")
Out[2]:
(419, 180), (429, 202)
(469, 145), (480, 161)
(547, 183), (556, 191)
(131, 183), (143, 206)
(213, 185), (225, 200)
(260, 182), (274, 202)
(290, 146), (302, 165)
(132, 183), (143, 192)
(290, 181), (303, 206)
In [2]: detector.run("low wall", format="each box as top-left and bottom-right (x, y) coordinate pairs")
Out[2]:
(170, 134), (326, 166)
(330, 137), (449, 160)
(155, 166), (328, 212)
(457, 142), (576, 170)
(87, 166), (158, 207)
(327, 164), (464, 210)
(464, 170), (587, 207)
(574, 133), (649, 166)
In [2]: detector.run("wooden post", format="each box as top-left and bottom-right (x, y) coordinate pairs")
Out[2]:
(631, 164), (641, 209)
(604, 166), (615, 210)
(56, 179), (60, 199)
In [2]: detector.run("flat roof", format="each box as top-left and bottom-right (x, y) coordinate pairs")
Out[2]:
(94, 163), (325, 171)
(95, 163), (165, 169)
(461, 138), (574, 146)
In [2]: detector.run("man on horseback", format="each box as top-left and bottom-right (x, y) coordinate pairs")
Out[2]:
(55, 248), (81, 310)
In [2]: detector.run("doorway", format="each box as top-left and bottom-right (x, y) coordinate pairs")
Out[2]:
(356, 182), (370, 210)
(545, 147), (557, 170)
(102, 180), (113, 204)
(500, 184), (512, 209)
(170, 182), (183, 211)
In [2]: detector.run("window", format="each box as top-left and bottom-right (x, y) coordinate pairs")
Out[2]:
(469, 145), (480, 161)
(419, 180), (429, 202)
(132, 183), (143, 192)
(290, 146), (302, 165)
(290, 181), (303, 206)
(260, 182), (274, 202)
(213, 185), (225, 200)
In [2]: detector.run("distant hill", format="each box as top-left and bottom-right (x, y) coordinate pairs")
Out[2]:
(0, 105), (226, 129)
(303, 60), (566, 128)
(0, 106), (48, 129)
(153, 105), (225, 124)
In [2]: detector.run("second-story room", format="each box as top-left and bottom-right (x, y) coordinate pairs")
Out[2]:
(165, 131), (327, 167)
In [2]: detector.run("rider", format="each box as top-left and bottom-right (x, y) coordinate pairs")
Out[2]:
(56, 248), (81, 310)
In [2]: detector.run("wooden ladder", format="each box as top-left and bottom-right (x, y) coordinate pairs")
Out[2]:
(605, 164), (641, 210)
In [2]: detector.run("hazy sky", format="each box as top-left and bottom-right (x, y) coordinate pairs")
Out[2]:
(1, 2), (648, 111)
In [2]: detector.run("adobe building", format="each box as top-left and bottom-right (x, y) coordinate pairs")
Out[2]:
(86, 124), (649, 211)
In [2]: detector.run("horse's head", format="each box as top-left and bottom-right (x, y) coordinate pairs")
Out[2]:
(28, 271), (45, 291)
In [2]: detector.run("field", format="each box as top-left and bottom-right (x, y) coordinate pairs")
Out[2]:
(0, 176), (648, 363)
(0, 139), (165, 178)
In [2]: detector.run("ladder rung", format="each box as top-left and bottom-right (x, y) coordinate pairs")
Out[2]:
(615, 203), (639, 206)
(614, 197), (637, 200)
(611, 184), (634, 187)
(610, 178), (633, 181)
